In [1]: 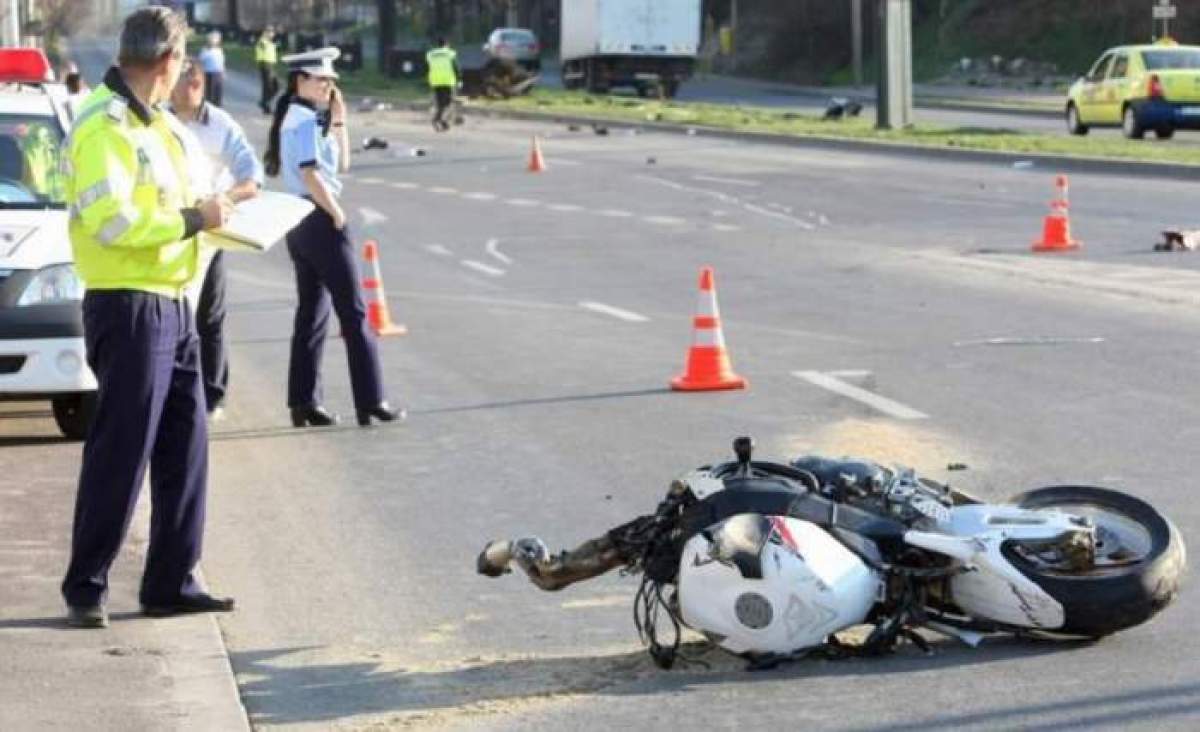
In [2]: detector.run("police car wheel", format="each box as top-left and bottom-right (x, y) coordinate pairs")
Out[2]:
(52, 392), (96, 441)
(1155, 127), (1175, 140)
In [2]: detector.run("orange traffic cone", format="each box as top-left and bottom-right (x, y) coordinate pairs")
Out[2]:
(1032, 175), (1080, 252)
(671, 267), (747, 392)
(527, 135), (546, 173)
(362, 239), (407, 336)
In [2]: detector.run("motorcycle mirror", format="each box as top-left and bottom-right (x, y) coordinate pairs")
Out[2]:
(733, 436), (754, 465)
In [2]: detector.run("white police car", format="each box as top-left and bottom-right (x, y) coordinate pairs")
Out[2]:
(0, 49), (95, 439)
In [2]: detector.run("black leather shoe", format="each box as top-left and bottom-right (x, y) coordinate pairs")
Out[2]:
(66, 604), (108, 629)
(291, 405), (340, 427)
(142, 593), (235, 618)
(356, 402), (406, 427)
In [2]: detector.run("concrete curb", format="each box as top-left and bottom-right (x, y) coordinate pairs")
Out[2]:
(452, 103), (1200, 181)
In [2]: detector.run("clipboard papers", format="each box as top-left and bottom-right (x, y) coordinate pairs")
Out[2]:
(206, 191), (315, 252)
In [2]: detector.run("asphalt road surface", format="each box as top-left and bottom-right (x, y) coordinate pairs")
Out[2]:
(6, 43), (1198, 730)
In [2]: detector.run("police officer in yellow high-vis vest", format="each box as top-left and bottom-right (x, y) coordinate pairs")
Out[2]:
(426, 36), (460, 132)
(60, 6), (235, 629)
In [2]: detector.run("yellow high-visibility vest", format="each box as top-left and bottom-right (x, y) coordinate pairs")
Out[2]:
(67, 81), (199, 297)
(426, 47), (457, 87)
(255, 36), (277, 64)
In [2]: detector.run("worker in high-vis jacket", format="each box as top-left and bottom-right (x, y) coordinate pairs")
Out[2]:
(60, 6), (235, 630)
(255, 25), (278, 114)
(426, 36), (460, 132)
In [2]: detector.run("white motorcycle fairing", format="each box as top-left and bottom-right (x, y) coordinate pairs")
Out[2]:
(677, 514), (880, 655)
(906, 504), (1073, 629)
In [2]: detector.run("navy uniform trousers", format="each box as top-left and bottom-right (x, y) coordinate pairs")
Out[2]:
(286, 207), (385, 411)
(196, 250), (229, 411)
(62, 290), (207, 608)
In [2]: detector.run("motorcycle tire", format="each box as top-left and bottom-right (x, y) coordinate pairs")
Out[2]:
(1004, 485), (1186, 638)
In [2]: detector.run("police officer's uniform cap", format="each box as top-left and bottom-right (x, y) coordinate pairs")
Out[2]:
(282, 47), (340, 79)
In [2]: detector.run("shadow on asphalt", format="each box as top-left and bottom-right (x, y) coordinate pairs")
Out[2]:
(207, 388), (670, 443)
(419, 387), (671, 415)
(226, 637), (1191, 727)
(0, 611), (146, 631)
(0, 434), (71, 448)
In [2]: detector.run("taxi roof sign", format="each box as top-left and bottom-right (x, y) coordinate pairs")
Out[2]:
(0, 48), (54, 83)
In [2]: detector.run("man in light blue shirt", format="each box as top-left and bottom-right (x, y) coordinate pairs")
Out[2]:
(171, 60), (264, 419)
(197, 31), (226, 106)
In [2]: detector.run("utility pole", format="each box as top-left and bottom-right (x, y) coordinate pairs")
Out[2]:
(876, 0), (913, 129)
(3, 0), (19, 47)
(852, 0), (863, 86)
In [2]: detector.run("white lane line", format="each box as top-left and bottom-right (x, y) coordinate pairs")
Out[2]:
(548, 203), (584, 212)
(644, 215), (688, 226)
(359, 176), (386, 185)
(358, 207), (388, 225)
(461, 259), (506, 277)
(828, 369), (872, 378)
(693, 174), (760, 187)
(579, 301), (649, 323)
(597, 209), (634, 218)
(426, 244), (453, 257)
(463, 192), (498, 201)
(506, 198), (541, 207)
(485, 238), (512, 265)
(792, 370), (928, 420)
(712, 223), (741, 232)
(428, 186), (459, 195)
(390, 181), (418, 190)
(744, 203), (817, 230)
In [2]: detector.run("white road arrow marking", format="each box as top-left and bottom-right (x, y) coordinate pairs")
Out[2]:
(425, 244), (453, 257)
(793, 370), (928, 420)
(485, 238), (512, 265)
(461, 259), (505, 277)
(579, 301), (649, 323)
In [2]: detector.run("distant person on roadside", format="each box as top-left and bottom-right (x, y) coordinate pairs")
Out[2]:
(255, 25), (278, 114)
(263, 47), (403, 428)
(170, 59), (265, 421)
(198, 30), (225, 106)
(426, 36), (459, 132)
(61, 62), (90, 121)
(61, 5), (235, 629)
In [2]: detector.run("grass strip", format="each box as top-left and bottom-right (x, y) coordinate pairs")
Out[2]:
(199, 40), (1198, 168)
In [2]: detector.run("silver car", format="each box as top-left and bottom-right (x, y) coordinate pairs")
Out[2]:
(483, 28), (541, 71)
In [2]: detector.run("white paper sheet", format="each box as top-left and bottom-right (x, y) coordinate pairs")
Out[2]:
(207, 191), (315, 252)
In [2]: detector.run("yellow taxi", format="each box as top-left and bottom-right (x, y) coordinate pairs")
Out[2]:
(1066, 39), (1200, 139)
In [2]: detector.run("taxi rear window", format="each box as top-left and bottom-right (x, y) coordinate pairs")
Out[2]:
(1142, 50), (1200, 70)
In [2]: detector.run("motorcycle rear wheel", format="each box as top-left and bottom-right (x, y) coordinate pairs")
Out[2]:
(1004, 486), (1185, 638)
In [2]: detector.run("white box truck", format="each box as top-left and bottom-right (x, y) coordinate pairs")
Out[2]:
(560, 0), (701, 97)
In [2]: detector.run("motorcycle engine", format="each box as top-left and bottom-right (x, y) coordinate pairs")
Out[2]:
(790, 455), (953, 528)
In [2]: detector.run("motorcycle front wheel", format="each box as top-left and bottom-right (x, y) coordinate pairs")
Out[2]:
(1004, 486), (1186, 638)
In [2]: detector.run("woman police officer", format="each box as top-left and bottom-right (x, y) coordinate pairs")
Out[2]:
(263, 48), (403, 428)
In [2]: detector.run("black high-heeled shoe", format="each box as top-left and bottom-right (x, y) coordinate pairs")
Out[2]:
(290, 405), (340, 428)
(356, 402), (406, 427)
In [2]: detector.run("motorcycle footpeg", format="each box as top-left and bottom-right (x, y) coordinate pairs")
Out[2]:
(476, 540), (514, 577)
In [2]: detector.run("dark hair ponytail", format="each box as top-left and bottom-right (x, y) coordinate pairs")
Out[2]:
(264, 72), (302, 178)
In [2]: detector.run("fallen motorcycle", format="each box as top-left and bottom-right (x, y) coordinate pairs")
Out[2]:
(477, 437), (1186, 669)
